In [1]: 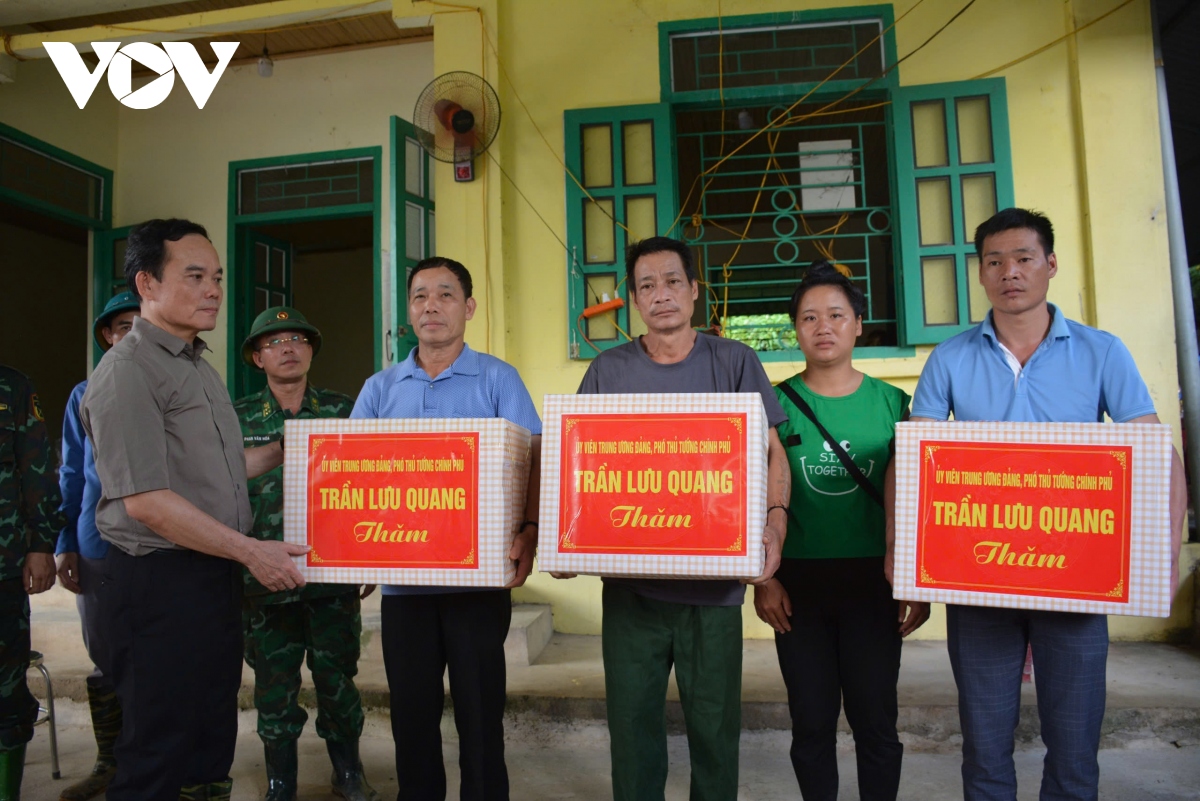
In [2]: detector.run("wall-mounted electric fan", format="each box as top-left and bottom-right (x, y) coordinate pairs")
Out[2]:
(413, 71), (501, 182)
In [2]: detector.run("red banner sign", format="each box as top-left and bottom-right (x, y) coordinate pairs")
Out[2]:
(558, 413), (748, 555)
(916, 440), (1132, 602)
(306, 432), (479, 569)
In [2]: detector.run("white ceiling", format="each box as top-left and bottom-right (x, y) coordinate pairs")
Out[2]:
(0, 0), (182, 27)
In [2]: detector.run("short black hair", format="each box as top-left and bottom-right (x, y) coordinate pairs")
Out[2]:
(974, 208), (1054, 259)
(788, 260), (866, 322)
(407, 257), (473, 299)
(625, 236), (697, 286)
(124, 218), (210, 300)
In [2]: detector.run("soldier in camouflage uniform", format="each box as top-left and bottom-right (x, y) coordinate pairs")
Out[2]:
(233, 307), (378, 801)
(0, 366), (63, 800)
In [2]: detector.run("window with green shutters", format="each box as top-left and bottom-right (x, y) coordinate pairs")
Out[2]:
(563, 104), (678, 359)
(562, 10), (1015, 359)
(891, 78), (1014, 344)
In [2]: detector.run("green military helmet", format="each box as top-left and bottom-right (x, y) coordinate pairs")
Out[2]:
(93, 291), (141, 351)
(242, 306), (323, 368)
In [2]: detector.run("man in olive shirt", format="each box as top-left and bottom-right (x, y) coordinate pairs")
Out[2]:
(81, 219), (307, 801)
(234, 306), (377, 801)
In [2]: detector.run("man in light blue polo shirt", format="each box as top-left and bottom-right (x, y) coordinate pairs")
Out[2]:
(351, 256), (542, 801)
(905, 208), (1185, 801)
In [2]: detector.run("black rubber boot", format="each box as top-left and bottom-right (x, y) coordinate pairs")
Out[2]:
(327, 739), (380, 801)
(59, 684), (119, 801)
(0, 744), (25, 801)
(263, 739), (298, 801)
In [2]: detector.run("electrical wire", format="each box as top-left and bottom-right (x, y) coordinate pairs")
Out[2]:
(485, 151), (570, 253)
(677, 0), (980, 325)
(411, 0), (1133, 348)
(669, 0), (934, 236)
(432, 0), (634, 237)
(973, 0), (1136, 79)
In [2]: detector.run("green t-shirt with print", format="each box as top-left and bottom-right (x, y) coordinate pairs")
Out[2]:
(775, 373), (910, 560)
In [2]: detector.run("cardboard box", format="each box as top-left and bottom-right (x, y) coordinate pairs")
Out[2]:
(893, 421), (1173, 617)
(283, 418), (531, 587)
(538, 393), (768, 579)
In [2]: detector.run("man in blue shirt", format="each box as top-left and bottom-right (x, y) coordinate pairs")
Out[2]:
(351, 257), (542, 801)
(56, 291), (139, 801)
(905, 208), (1186, 801)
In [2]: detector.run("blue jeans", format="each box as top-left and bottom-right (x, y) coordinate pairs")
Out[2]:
(946, 605), (1107, 801)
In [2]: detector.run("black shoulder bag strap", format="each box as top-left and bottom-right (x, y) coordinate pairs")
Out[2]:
(777, 381), (885, 508)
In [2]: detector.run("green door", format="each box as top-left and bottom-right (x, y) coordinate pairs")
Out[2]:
(233, 229), (293, 399)
(391, 116), (436, 364)
(92, 226), (133, 365)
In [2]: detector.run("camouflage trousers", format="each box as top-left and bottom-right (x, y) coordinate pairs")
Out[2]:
(0, 581), (37, 750)
(243, 591), (365, 744)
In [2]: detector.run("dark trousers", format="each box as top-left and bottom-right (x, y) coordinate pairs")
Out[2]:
(381, 590), (512, 801)
(0, 581), (37, 750)
(243, 591), (364, 744)
(947, 604), (1108, 801)
(97, 547), (243, 801)
(601, 582), (743, 801)
(76, 555), (115, 693)
(773, 557), (903, 801)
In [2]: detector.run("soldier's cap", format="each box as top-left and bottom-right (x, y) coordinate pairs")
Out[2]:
(93, 291), (141, 352)
(242, 306), (323, 369)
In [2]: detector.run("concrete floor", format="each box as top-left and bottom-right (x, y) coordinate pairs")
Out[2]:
(18, 711), (1200, 800)
(21, 585), (1200, 800)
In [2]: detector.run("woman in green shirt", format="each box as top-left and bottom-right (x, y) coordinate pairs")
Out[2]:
(754, 261), (929, 801)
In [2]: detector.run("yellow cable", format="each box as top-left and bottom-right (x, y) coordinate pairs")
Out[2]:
(972, 0), (1135, 79)
(671, 0), (929, 235)
(608, 312), (632, 341)
(433, 0), (633, 236)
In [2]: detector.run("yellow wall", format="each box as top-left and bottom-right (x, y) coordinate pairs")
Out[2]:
(111, 41), (433, 368)
(4, 0), (1190, 640)
(426, 0), (1190, 640)
(0, 58), (120, 170)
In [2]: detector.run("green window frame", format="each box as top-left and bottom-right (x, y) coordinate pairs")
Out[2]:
(0, 121), (112, 231)
(564, 103), (679, 359)
(564, 9), (1014, 359)
(390, 116), (436, 364)
(226, 147), (383, 399)
(891, 78), (1014, 345)
(659, 5), (898, 106)
(0, 123), (115, 365)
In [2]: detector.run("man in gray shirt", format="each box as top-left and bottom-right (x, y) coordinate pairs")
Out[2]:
(81, 219), (307, 801)
(571, 236), (790, 801)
